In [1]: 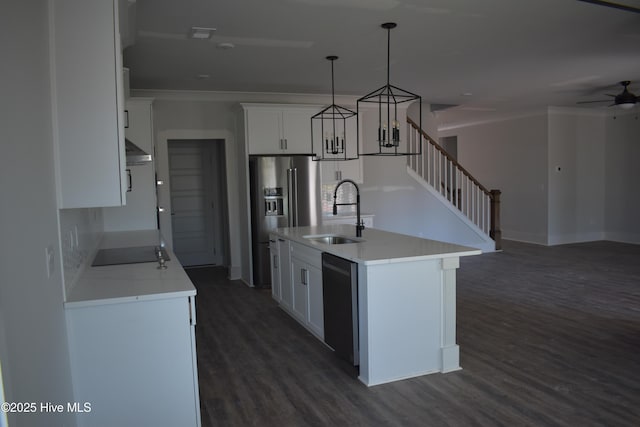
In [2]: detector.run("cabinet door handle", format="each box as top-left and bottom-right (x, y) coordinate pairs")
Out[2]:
(273, 255), (278, 269)
(284, 139), (288, 150)
(301, 268), (307, 285)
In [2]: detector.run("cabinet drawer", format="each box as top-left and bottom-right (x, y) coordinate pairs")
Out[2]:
(290, 242), (322, 269)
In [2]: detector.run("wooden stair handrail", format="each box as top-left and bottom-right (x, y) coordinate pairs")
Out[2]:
(407, 117), (491, 196)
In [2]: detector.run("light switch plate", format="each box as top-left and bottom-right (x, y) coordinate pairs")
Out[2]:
(45, 245), (54, 278)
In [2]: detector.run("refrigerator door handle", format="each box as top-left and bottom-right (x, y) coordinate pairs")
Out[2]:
(291, 168), (299, 227)
(287, 168), (294, 227)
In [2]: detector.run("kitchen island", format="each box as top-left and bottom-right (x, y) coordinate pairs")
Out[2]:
(65, 230), (201, 427)
(271, 224), (481, 386)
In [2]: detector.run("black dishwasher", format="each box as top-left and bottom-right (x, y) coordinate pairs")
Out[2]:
(322, 252), (359, 366)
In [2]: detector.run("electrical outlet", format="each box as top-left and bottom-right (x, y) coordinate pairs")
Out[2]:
(45, 245), (54, 278)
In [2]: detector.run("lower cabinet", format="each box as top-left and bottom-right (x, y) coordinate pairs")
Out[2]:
(270, 236), (292, 311)
(276, 240), (324, 339)
(269, 236), (281, 301)
(66, 296), (201, 427)
(291, 257), (309, 323)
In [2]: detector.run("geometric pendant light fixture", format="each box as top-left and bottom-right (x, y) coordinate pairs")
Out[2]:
(357, 23), (422, 156)
(311, 56), (359, 161)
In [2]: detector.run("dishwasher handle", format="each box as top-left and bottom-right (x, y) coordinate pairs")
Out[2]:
(322, 259), (352, 276)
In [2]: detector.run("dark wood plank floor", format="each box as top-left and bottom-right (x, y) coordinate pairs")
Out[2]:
(187, 240), (640, 426)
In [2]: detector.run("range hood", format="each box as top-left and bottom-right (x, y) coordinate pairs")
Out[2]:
(125, 138), (152, 165)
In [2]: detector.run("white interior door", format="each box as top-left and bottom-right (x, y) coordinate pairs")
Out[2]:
(168, 140), (225, 266)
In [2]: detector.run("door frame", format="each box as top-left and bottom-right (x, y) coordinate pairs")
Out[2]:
(167, 140), (227, 267)
(156, 129), (238, 278)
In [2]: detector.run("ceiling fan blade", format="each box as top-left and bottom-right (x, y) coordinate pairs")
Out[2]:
(576, 99), (610, 104)
(576, 0), (640, 14)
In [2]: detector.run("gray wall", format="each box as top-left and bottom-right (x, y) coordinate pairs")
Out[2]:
(605, 112), (640, 243)
(548, 109), (606, 244)
(0, 1), (76, 425)
(440, 107), (639, 245)
(441, 113), (550, 244)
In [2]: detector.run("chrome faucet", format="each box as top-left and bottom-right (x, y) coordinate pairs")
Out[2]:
(333, 179), (365, 237)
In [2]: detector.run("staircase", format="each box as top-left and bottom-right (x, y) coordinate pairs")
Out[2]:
(405, 117), (502, 250)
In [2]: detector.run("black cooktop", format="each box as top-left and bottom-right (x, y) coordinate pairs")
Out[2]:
(91, 246), (170, 267)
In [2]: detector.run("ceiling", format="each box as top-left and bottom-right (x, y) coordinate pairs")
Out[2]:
(123, 0), (640, 116)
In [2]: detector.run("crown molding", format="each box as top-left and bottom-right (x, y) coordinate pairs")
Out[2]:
(130, 88), (361, 105)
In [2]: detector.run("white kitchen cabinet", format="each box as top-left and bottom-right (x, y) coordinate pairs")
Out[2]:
(243, 104), (319, 155)
(290, 242), (323, 339)
(306, 264), (324, 338)
(291, 257), (309, 323)
(269, 235), (281, 302)
(103, 98), (157, 231)
(51, 0), (127, 208)
(278, 238), (292, 310)
(66, 296), (201, 427)
(321, 159), (363, 184)
(270, 234), (294, 311)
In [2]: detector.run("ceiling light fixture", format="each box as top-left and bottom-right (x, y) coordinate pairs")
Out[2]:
(311, 56), (358, 161)
(357, 22), (422, 156)
(189, 26), (215, 39)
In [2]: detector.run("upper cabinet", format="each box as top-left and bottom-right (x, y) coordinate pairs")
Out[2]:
(102, 98), (157, 232)
(243, 104), (319, 155)
(51, 0), (126, 208)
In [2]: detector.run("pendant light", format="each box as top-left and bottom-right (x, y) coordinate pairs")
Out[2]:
(311, 56), (358, 161)
(357, 22), (422, 156)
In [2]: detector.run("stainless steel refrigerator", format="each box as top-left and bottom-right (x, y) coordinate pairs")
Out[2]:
(249, 155), (321, 288)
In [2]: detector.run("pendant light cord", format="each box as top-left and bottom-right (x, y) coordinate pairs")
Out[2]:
(387, 25), (391, 87)
(331, 58), (335, 107)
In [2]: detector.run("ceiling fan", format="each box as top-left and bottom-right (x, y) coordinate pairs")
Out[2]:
(576, 0), (640, 14)
(577, 81), (639, 109)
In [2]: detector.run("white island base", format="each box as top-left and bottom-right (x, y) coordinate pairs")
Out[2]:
(271, 225), (481, 387)
(358, 256), (462, 386)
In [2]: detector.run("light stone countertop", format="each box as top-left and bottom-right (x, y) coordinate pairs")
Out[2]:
(273, 224), (481, 265)
(65, 230), (196, 309)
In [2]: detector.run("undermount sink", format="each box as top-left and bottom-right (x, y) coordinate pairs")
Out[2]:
(304, 234), (363, 245)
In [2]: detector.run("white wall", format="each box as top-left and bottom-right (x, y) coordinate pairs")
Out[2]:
(59, 208), (104, 296)
(359, 102), (492, 250)
(605, 112), (640, 243)
(0, 1), (76, 425)
(547, 108), (606, 245)
(441, 113), (550, 244)
(439, 107), (639, 246)
(150, 99), (244, 278)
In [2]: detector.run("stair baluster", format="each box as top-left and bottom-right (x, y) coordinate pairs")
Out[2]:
(406, 117), (502, 250)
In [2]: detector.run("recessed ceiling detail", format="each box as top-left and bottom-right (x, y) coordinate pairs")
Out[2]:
(189, 26), (215, 39)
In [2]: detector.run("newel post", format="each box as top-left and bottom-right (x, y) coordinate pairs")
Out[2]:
(490, 189), (502, 250)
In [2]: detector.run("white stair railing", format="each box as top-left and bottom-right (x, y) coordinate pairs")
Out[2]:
(407, 117), (501, 249)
